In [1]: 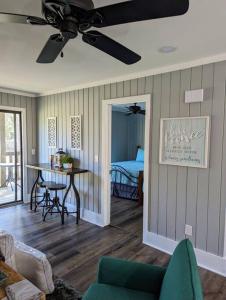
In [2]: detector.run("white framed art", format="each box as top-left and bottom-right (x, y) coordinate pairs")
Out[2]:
(159, 116), (210, 168)
(47, 117), (57, 148)
(70, 115), (82, 150)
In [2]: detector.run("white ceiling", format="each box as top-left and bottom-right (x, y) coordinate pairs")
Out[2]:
(0, 0), (226, 95)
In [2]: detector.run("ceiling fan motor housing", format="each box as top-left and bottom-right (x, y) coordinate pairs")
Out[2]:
(42, 0), (95, 38)
(61, 16), (78, 38)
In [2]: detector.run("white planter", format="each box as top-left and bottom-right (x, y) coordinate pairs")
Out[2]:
(63, 163), (73, 169)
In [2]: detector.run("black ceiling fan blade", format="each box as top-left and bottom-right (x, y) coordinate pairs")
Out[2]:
(0, 12), (47, 25)
(90, 0), (189, 28)
(82, 31), (141, 65)
(37, 34), (69, 64)
(139, 110), (146, 115)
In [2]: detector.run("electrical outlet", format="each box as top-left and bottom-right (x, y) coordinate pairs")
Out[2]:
(185, 224), (193, 236)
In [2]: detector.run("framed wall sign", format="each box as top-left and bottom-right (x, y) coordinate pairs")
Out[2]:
(159, 116), (210, 168)
(70, 115), (82, 150)
(47, 117), (57, 148)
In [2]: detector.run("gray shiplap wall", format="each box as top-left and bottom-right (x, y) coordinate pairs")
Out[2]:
(37, 61), (226, 257)
(0, 92), (37, 193)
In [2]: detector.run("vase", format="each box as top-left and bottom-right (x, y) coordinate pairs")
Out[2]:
(63, 163), (73, 169)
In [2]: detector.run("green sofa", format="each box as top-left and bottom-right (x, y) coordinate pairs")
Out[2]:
(83, 239), (203, 300)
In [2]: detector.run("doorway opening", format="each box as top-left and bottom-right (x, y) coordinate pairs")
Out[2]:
(110, 102), (145, 236)
(0, 110), (23, 205)
(101, 95), (151, 242)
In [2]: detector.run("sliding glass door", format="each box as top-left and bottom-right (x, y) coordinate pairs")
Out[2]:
(0, 110), (23, 205)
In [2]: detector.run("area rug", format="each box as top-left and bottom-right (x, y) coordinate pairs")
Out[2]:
(47, 279), (82, 300)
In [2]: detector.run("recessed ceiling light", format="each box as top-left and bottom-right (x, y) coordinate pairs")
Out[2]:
(158, 46), (177, 54)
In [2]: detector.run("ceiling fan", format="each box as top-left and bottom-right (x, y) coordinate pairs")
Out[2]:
(126, 103), (145, 116)
(0, 0), (189, 64)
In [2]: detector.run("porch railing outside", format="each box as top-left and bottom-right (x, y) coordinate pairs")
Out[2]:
(0, 151), (21, 188)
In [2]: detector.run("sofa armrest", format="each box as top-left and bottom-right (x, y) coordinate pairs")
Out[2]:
(14, 241), (54, 295)
(97, 257), (166, 295)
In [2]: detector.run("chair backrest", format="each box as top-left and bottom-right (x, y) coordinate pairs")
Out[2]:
(160, 239), (203, 300)
(0, 230), (17, 269)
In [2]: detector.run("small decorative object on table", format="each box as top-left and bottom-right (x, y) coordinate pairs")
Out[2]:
(55, 148), (66, 168)
(49, 155), (55, 167)
(62, 155), (74, 169)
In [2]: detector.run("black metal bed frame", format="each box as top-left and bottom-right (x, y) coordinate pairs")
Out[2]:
(110, 165), (141, 201)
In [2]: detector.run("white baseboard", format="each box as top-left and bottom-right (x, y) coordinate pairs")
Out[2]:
(23, 194), (31, 204)
(143, 231), (226, 277)
(81, 208), (105, 227)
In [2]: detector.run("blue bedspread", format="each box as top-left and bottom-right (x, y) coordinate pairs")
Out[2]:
(111, 160), (144, 187)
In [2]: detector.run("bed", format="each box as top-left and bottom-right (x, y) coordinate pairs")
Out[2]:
(110, 148), (144, 205)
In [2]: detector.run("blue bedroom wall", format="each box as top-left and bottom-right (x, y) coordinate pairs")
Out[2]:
(128, 114), (145, 160)
(111, 111), (128, 162)
(111, 110), (145, 162)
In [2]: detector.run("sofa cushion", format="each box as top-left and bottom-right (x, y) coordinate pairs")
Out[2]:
(159, 239), (203, 300)
(14, 241), (54, 295)
(83, 283), (158, 300)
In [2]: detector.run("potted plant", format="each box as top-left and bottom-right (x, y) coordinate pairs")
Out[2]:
(61, 155), (74, 169)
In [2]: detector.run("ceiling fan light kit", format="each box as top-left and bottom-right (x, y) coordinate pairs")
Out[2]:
(0, 0), (189, 64)
(126, 103), (146, 116)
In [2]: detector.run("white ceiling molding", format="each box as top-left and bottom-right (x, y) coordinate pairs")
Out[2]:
(0, 87), (38, 98)
(37, 52), (226, 97)
(1, 52), (226, 98)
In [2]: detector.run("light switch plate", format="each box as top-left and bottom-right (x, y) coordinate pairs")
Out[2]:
(185, 224), (193, 236)
(32, 149), (36, 155)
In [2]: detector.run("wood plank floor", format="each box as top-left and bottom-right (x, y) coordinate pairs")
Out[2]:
(0, 198), (225, 299)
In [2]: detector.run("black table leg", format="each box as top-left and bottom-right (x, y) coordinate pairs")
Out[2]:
(30, 170), (44, 211)
(61, 174), (80, 225)
(72, 179), (80, 225)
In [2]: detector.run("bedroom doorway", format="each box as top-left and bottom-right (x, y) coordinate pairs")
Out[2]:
(110, 102), (145, 235)
(101, 94), (151, 242)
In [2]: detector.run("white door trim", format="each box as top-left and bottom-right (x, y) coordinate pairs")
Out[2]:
(101, 94), (152, 242)
(0, 105), (28, 202)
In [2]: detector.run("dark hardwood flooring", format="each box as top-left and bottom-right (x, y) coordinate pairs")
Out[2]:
(0, 198), (225, 299)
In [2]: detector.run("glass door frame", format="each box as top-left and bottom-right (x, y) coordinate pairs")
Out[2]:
(0, 109), (23, 205)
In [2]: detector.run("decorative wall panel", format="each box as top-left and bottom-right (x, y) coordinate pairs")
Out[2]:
(70, 115), (82, 150)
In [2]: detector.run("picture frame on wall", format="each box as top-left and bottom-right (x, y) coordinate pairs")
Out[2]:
(159, 116), (210, 168)
(70, 115), (82, 150)
(47, 117), (57, 148)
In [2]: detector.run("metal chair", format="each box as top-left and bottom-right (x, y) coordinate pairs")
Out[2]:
(34, 181), (56, 215)
(43, 183), (69, 222)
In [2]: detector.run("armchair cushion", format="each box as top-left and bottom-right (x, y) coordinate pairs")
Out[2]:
(14, 241), (54, 295)
(84, 283), (158, 300)
(97, 257), (166, 295)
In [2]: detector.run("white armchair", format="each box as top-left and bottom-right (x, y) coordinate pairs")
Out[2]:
(0, 230), (55, 295)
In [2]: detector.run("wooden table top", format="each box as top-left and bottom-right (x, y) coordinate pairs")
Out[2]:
(26, 163), (88, 176)
(0, 260), (45, 300)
